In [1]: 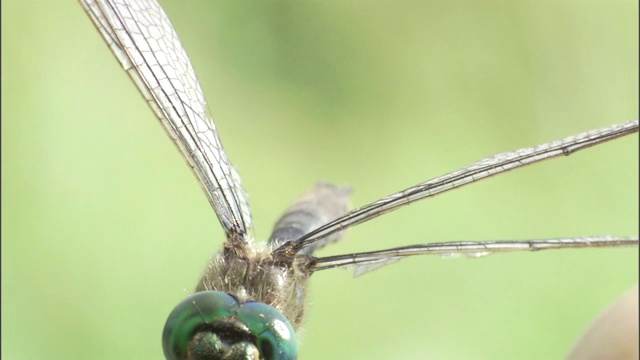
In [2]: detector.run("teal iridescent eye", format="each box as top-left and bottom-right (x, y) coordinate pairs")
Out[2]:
(162, 291), (297, 360)
(238, 302), (298, 360)
(162, 291), (239, 360)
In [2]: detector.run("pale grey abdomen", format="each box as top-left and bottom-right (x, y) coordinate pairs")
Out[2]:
(269, 182), (352, 254)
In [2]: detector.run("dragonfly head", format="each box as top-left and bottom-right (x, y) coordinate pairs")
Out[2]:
(163, 291), (298, 360)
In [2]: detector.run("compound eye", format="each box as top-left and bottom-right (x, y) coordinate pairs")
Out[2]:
(162, 291), (239, 360)
(237, 302), (298, 360)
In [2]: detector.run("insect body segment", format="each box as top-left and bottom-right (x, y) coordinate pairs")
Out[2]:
(166, 183), (353, 360)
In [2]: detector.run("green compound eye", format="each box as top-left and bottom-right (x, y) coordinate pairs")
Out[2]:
(162, 291), (239, 360)
(162, 291), (298, 360)
(238, 302), (298, 360)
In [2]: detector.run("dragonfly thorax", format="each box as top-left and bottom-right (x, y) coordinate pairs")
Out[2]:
(196, 244), (313, 328)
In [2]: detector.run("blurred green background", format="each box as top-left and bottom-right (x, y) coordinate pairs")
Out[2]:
(2, 1), (638, 359)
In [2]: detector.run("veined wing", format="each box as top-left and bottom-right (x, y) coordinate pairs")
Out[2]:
(274, 120), (638, 257)
(79, 0), (253, 243)
(312, 236), (639, 275)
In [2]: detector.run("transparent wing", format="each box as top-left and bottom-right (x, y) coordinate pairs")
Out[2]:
(273, 120), (638, 257)
(79, 0), (254, 243)
(311, 236), (639, 275)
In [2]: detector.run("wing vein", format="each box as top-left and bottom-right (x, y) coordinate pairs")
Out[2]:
(79, 0), (254, 242)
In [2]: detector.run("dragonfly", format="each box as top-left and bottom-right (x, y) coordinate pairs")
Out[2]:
(79, 1), (638, 359)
